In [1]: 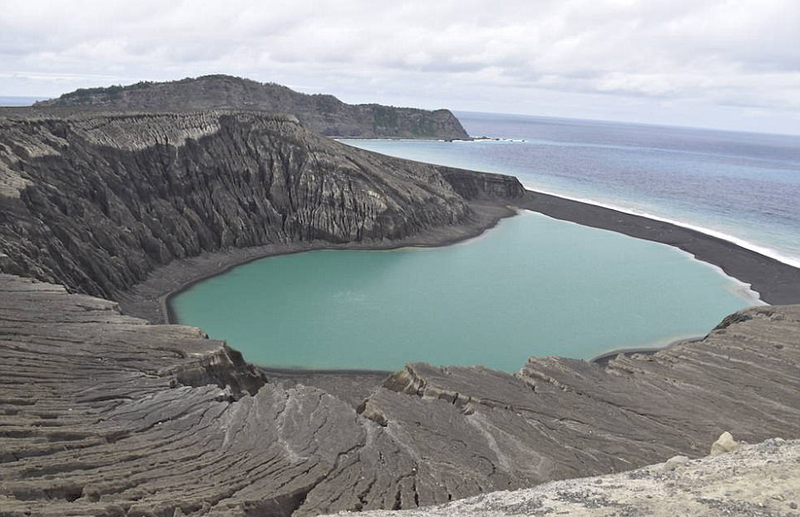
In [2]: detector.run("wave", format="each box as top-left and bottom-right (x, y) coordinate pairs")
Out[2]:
(465, 137), (527, 143)
(522, 181), (800, 270)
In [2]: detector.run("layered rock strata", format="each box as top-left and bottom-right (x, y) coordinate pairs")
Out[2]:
(34, 75), (470, 140)
(0, 110), (522, 299)
(324, 438), (800, 517)
(1, 273), (799, 516)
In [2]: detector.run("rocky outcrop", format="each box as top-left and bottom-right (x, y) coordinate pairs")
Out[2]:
(324, 438), (800, 517)
(438, 169), (528, 201)
(710, 431), (739, 456)
(0, 110), (522, 298)
(34, 75), (470, 140)
(1, 274), (799, 516)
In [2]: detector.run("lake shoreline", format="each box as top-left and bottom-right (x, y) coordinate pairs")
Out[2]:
(117, 186), (800, 373)
(589, 336), (703, 367)
(116, 202), (519, 325)
(516, 190), (800, 305)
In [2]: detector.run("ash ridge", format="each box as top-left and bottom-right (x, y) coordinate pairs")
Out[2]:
(35, 75), (470, 140)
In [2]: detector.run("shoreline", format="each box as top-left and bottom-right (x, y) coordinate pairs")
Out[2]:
(516, 190), (800, 305)
(524, 208), (765, 306)
(589, 337), (703, 367)
(117, 187), (800, 373)
(523, 183), (800, 270)
(116, 202), (518, 324)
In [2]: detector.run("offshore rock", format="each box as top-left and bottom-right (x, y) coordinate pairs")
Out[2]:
(34, 75), (470, 140)
(1, 275), (799, 516)
(0, 110), (523, 298)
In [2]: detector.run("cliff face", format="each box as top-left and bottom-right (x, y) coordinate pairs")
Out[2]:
(0, 110), (522, 298)
(1, 274), (799, 516)
(325, 438), (800, 517)
(34, 75), (471, 139)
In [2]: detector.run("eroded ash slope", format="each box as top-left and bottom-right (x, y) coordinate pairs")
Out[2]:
(0, 110), (521, 298)
(1, 274), (799, 516)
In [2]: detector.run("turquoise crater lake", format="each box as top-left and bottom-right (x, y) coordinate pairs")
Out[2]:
(171, 211), (757, 372)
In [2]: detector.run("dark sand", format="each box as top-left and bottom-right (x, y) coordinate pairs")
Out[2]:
(517, 191), (800, 305)
(116, 202), (517, 324)
(116, 189), (800, 379)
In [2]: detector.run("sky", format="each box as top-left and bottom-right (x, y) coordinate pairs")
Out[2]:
(1, 0), (799, 135)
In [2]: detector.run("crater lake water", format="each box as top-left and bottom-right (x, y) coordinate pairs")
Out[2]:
(171, 211), (756, 372)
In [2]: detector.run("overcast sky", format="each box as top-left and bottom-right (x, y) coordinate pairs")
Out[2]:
(2, 0), (799, 134)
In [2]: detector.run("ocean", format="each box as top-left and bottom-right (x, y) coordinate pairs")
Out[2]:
(343, 112), (800, 268)
(0, 96), (46, 107)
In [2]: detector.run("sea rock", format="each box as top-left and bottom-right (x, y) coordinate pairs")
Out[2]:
(33, 75), (471, 140)
(711, 431), (739, 456)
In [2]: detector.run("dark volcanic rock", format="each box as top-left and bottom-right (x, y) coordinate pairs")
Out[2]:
(0, 110), (522, 298)
(34, 75), (471, 140)
(1, 101), (800, 517)
(1, 274), (799, 516)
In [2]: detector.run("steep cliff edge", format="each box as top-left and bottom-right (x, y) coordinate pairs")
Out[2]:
(34, 75), (470, 140)
(325, 438), (800, 517)
(1, 274), (799, 516)
(0, 110), (522, 298)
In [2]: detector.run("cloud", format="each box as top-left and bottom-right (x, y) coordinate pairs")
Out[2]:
(0, 0), (798, 133)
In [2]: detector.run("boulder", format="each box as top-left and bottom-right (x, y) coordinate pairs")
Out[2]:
(711, 431), (739, 456)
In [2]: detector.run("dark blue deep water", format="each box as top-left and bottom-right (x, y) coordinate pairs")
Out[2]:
(344, 112), (800, 267)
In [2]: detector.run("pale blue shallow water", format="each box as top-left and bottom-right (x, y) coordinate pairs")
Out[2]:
(172, 211), (755, 372)
(342, 112), (800, 267)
